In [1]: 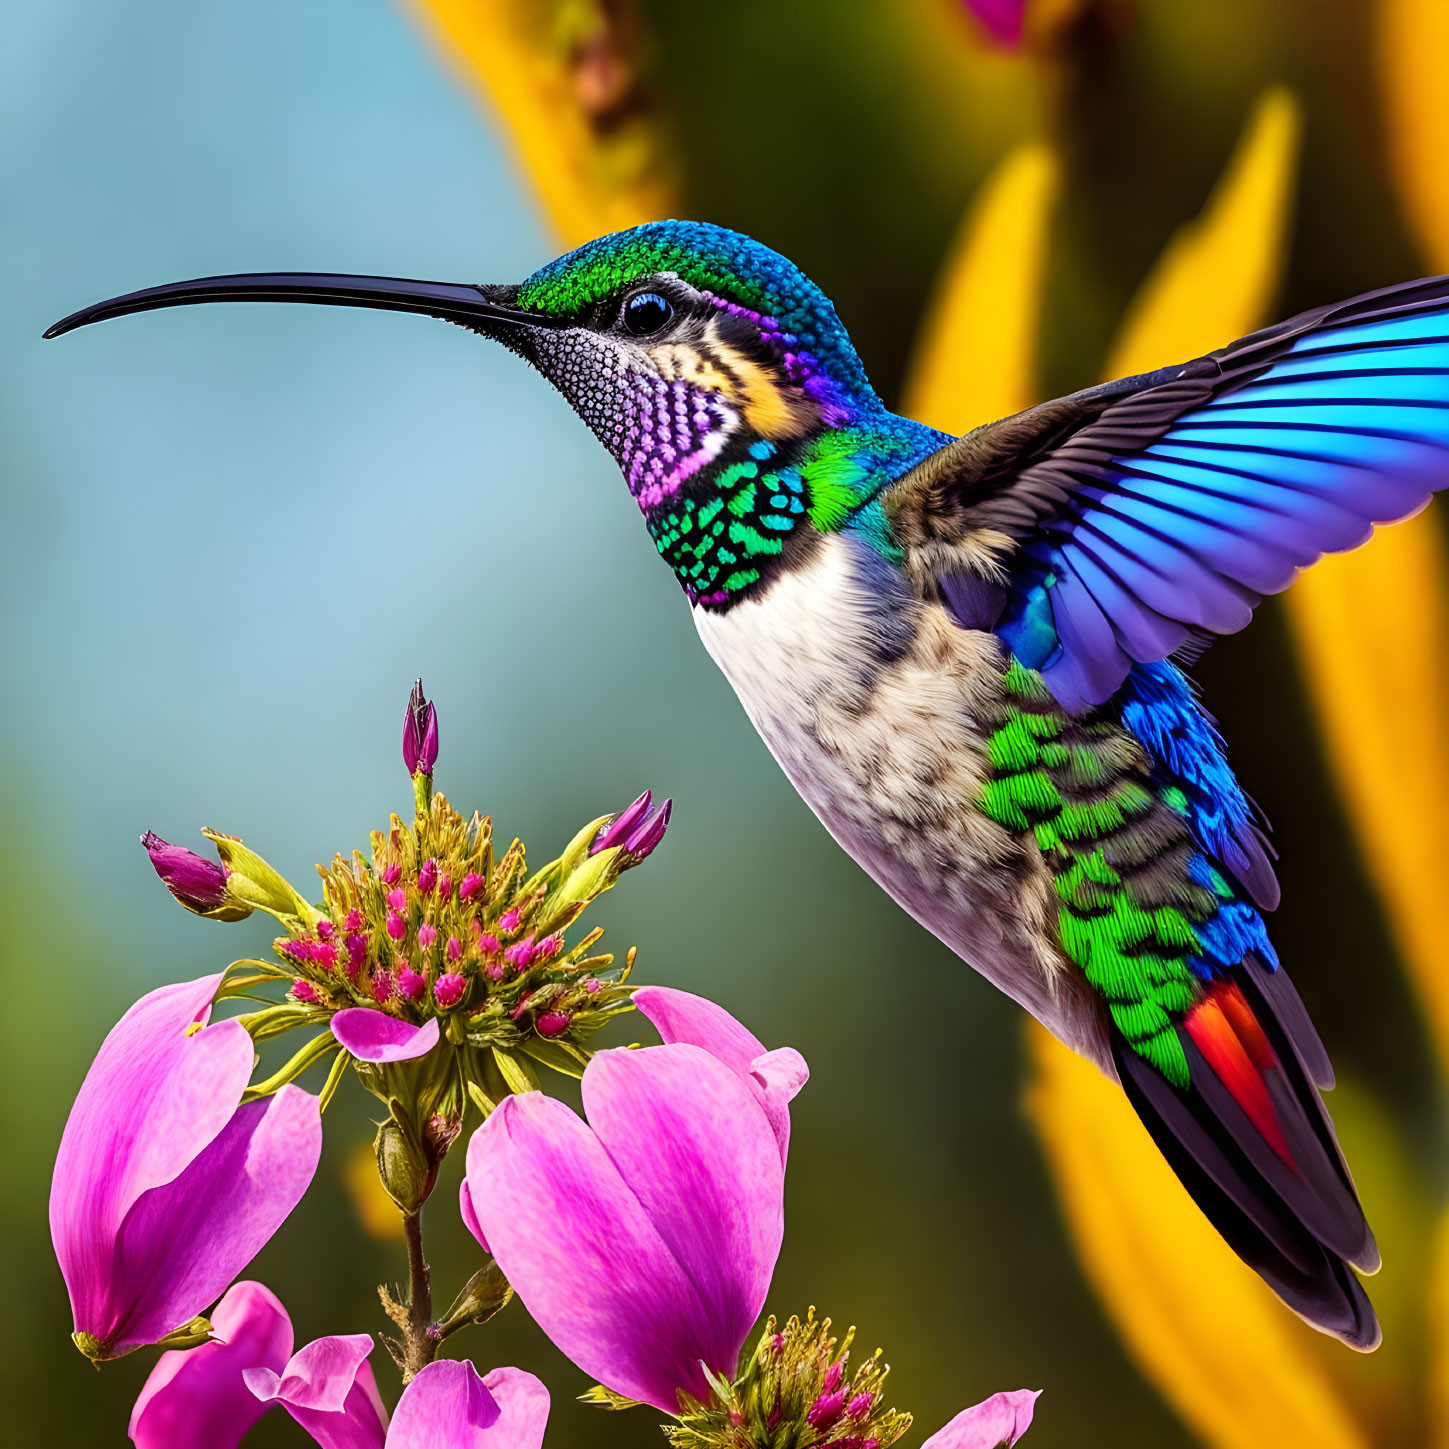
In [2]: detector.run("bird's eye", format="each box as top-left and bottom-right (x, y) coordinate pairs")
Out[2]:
(624, 291), (674, 336)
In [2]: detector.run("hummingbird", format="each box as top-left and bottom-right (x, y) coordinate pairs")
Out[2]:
(48, 221), (1449, 1351)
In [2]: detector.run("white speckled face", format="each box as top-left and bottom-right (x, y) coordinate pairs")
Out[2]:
(530, 326), (742, 509)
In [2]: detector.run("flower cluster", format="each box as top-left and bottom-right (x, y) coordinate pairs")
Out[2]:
(52, 682), (1041, 1448)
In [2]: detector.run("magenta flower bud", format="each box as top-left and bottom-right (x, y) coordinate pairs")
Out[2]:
(141, 831), (241, 919)
(386, 888), (407, 913)
(403, 679), (440, 776)
(345, 934), (368, 980)
(437, 872), (452, 900)
(289, 982), (321, 1006)
(434, 973), (466, 1009)
(536, 1012), (571, 1038)
(486, 964), (505, 982)
(315, 919), (335, 942)
(386, 911), (407, 942)
(459, 872), (484, 901)
(623, 797), (672, 862)
(311, 942), (337, 971)
(477, 932), (501, 954)
(824, 1361), (845, 1393)
(398, 967), (426, 1003)
(498, 908), (521, 933)
(505, 936), (535, 970)
(371, 968), (396, 1004)
(808, 1390), (847, 1428)
(381, 862), (402, 886)
(446, 934), (463, 963)
(344, 908), (363, 932)
(418, 858), (438, 895)
(280, 940), (310, 964)
(589, 790), (653, 856)
(536, 935), (560, 959)
(584, 979), (602, 996)
(417, 922), (437, 952)
(849, 1391), (876, 1420)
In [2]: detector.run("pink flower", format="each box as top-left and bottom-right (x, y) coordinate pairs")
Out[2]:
(244, 1334), (389, 1449)
(130, 1281), (292, 1449)
(962, 0), (1025, 48)
(388, 1361), (549, 1449)
(331, 1009), (439, 1063)
(922, 1390), (1041, 1448)
(130, 1286), (549, 1449)
(401, 679), (439, 776)
(49, 975), (321, 1360)
(463, 991), (805, 1413)
(633, 986), (808, 1164)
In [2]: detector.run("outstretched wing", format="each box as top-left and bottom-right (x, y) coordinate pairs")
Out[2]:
(888, 276), (1449, 712)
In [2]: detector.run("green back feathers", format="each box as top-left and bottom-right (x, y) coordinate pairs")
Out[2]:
(980, 659), (1220, 1086)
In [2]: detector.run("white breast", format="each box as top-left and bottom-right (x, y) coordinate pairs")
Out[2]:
(693, 533), (1111, 1070)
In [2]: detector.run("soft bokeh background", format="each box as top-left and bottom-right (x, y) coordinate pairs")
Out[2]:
(5, 1), (1448, 1445)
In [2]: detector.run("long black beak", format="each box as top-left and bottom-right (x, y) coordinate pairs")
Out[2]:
(43, 272), (561, 340)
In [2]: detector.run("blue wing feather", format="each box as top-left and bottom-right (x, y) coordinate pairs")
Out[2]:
(994, 293), (1449, 712)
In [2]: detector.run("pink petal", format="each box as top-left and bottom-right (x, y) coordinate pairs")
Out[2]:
(921, 1390), (1042, 1449)
(51, 975), (256, 1349)
(388, 1361), (549, 1449)
(129, 1281), (293, 1449)
(246, 1335), (388, 1449)
(104, 1086), (322, 1354)
(466, 1093), (716, 1413)
(632, 986), (807, 1161)
(459, 1178), (488, 1254)
(331, 1010), (440, 1062)
(963, 0), (1026, 48)
(582, 1045), (783, 1378)
(466, 1044), (784, 1413)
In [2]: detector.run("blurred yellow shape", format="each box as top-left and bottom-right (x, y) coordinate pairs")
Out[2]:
(1431, 1206), (1449, 1449)
(1379, 0), (1449, 272)
(901, 141), (1060, 434)
(402, 0), (679, 248)
(345, 1137), (406, 1242)
(1285, 520), (1449, 1072)
(1104, 87), (1301, 378)
(1027, 1025), (1370, 1449)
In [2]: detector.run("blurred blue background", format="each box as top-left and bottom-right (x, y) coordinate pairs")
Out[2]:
(7, 2), (1441, 1446)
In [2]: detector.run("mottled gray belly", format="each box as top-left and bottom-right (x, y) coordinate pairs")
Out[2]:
(692, 536), (1113, 1071)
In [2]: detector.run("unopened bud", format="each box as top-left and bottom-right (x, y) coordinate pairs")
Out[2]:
(403, 679), (439, 776)
(141, 831), (251, 922)
(436, 1260), (514, 1336)
(375, 1119), (432, 1214)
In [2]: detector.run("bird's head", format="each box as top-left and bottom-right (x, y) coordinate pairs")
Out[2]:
(47, 222), (932, 606)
